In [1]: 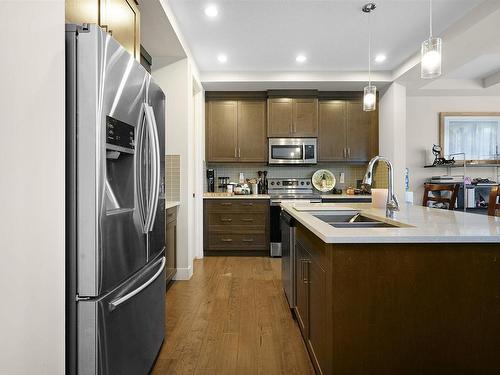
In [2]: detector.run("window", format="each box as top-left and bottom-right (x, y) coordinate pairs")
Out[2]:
(440, 113), (500, 161)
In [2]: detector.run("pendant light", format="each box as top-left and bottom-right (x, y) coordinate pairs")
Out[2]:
(421, 0), (442, 78)
(362, 3), (376, 112)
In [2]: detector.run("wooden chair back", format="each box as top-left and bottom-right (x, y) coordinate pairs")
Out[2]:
(488, 186), (500, 216)
(423, 183), (460, 210)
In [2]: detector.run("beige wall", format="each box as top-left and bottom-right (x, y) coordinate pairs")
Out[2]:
(406, 96), (500, 204)
(0, 1), (66, 373)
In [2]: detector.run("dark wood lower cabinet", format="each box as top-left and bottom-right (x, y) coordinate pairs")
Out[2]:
(203, 199), (270, 255)
(165, 207), (177, 283)
(295, 223), (500, 375)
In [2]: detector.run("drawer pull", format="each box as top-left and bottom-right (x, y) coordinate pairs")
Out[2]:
(221, 238), (233, 242)
(241, 203), (254, 206)
(242, 238), (254, 242)
(220, 202), (233, 206)
(221, 218), (233, 222)
(241, 218), (254, 222)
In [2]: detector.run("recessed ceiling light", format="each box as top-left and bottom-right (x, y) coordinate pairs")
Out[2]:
(217, 54), (227, 63)
(296, 54), (307, 63)
(374, 54), (387, 63)
(204, 4), (218, 18)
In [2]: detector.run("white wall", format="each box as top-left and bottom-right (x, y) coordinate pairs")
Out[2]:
(379, 83), (408, 202)
(0, 1), (66, 374)
(153, 58), (204, 279)
(153, 59), (193, 279)
(406, 96), (500, 204)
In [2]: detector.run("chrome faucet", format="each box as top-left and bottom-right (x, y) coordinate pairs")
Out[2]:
(363, 156), (400, 212)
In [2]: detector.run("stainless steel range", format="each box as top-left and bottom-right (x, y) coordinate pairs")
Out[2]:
(268, 178), (321, 257)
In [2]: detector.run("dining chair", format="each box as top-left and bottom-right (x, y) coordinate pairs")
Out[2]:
(422, 183), (460, 210)
(488, 186), (500, 216)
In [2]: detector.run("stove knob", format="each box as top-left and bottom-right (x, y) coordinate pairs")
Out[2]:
(276, 181), (281, 185)
(306, 181), (310, 185)
(270, 182), (275, 186)
(300, 181), (305, 185)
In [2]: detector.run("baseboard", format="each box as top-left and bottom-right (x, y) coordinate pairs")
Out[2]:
(173, 265), (193, 280)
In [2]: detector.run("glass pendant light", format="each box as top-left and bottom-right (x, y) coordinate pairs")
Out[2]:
(421, 0), (442, 79)
(363, 3), (377, 112)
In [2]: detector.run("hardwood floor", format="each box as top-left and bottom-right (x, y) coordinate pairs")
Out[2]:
(152, 257), (314, 375)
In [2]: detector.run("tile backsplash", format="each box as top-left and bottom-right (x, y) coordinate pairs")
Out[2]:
(205, 163), (387, 192)
(166, 155), (180, 201)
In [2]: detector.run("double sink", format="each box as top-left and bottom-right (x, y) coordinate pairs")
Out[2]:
(312, 212), (399, 229)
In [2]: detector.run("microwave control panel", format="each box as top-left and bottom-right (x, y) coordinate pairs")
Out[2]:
(304, 145), (315, 159)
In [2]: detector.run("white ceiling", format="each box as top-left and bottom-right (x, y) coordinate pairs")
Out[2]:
(168, 0), (484, 73)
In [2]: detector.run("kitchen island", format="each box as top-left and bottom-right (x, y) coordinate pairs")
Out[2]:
(281, 202), (500, 375)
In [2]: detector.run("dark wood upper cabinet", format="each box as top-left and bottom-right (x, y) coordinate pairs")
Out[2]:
(293, 98), (319, 137)
(66, 0), (140, 60)
(206, 99), (267, 163)
(206, 101), (238, 162)
(237, 101), (267, 162)
(268, 98), (318, 137)
(318, 99), (378, 162)
(319, 101), (347, 161)
(268, 98), (294, 137)
(346, 101), (376, 162)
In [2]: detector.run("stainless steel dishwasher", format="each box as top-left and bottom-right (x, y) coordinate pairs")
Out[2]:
(280, 210), (296, 310)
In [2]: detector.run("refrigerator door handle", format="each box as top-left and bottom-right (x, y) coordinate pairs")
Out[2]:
(108, 256), (165, 311)
(137, 105), (148, 233)
(144, 104), (161, 233)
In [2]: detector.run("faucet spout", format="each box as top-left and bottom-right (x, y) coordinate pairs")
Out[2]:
(363, 156), (400, 212)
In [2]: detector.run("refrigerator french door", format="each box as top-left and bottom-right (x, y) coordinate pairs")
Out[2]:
(66, 24), (166, 375)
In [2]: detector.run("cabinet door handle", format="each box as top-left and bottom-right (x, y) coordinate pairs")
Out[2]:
(220, 218), (232, 222)
(221, 238), (233, 242)
(238, 148), (241, 158)
(241, 203), (254, 206)
(242, 238), (254, 242)
(347, 148), (351, 158)
(343, 148), (346, 159)
(301, 259), (308, 283)
(241, 218), (254, 222)
(220, 202), (232, 206)
(234, 148), (237, 157)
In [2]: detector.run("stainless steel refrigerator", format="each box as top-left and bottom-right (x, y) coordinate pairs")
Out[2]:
(66, 24), (166, 375)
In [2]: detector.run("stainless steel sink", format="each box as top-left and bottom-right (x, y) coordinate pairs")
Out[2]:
(313, 212), (399, 228)
(329, 222), (398, 228)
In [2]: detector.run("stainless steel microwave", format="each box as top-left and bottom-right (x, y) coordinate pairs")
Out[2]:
(268, 138), (317, 165)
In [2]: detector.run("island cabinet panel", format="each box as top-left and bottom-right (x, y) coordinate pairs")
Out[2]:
(294, 223), (500, 375)
(295, 224), (333, 375)
(203, 199), (270, 254)
(268, 98), (318, 137)
(295, 241), (310, 338)
(206, 100), (267, 162)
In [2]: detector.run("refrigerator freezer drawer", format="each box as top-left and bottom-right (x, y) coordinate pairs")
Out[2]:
(78, 255), (165, 375)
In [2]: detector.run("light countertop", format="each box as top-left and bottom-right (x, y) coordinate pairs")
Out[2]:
(203, 193), (270, 199)
(281, 202), (500, 244)
(166, 201), (180, 209)
(321, 194), (371, 200)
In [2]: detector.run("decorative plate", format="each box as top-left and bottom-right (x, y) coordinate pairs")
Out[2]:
(312, 169), (336, 193)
